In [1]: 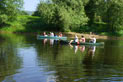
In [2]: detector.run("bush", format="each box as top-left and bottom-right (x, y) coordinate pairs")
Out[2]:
(0, 14), (8, 26)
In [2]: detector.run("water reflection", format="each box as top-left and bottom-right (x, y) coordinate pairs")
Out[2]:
(0, 34), (123, 82)
(87, 46), (96, 57)
(42, 39), (59, 46)
(83, 46), (96, 65)
(43, 39), (48, 45)
(0, 35), (22, 82)
(68, 44), (96, 55)
(50, 39), (54, 46)
(69, 44), (87, 54)
(79, 46), (85, 53)
(69, 44), (79, 54)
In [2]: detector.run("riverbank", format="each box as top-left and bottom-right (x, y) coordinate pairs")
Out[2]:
(0, 15), (123, 40)
(2, 32), (122, 40)
(65, 32), (123, 40)
(0, 31), (122, 40)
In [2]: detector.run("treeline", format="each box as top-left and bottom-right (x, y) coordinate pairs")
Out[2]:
(0, 0), (123, 34)
(33, 0), (123, 33)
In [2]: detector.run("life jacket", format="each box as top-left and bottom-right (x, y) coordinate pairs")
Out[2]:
(81, 38), (85, 42)
(77, 42), (80, 45)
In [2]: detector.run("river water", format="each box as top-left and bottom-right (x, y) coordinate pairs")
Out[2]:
(0, 34), (123, 82)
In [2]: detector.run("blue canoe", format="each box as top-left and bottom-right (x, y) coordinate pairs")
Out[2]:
(37, 35), (67, 40)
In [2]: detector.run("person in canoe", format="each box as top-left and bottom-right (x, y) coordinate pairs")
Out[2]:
(80, 35), (86, 43)
(54, 33), (58, 37)
(69, 35), (79, 44)
(50, 32), (54, 37)
(43, 32), (47, 36)
(59, 32), (63, 37)
(89, 36), (96, 43)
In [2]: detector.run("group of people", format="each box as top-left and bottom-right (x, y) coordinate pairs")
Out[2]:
(69, 34), (96, 44)
(43, 32), (63, 37)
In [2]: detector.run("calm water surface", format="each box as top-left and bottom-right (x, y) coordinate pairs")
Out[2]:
(0, 34), (123, 82)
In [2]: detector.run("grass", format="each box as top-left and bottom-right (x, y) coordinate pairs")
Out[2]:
(99, 31), (123, 37)
(0, 15), (41, 33)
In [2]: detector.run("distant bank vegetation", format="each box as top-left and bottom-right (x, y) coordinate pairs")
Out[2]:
(0, 0), (123, 36)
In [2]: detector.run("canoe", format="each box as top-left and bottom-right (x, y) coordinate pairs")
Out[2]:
(37, 35), (67, 40)
(60, 40), (104, 46)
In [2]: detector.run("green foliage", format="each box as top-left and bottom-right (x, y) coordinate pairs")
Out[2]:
(0, 0), (23, 26)
(85, 0), (123, 33)
(34, 0), (88, 32)
(0, 14), (8, 26)
(105, 0), (123, 32)
(1, 0), (123, 35)
(19, 11), (29, 15)
(32, 11), (40, 16)
(0, 15), (42, 32)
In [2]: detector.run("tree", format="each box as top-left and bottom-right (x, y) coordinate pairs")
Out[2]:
(34, 0), (88, 31)
(85, 0), (123, 32)
(104, 0), (123, 32)
(0, 0), (23, 26)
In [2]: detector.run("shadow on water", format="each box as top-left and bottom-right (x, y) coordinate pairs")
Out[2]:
(83, 46), (96, 64)
(0, 34), (22, 82)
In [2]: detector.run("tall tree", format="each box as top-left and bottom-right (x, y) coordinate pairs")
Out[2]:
(0, 0), (23, 26)
(104, 0), (123, 32)
(85, 0), (123, 32)
(35, 0), (88, 31)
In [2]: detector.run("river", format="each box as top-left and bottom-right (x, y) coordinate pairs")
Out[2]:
(0, 34), (123, 82)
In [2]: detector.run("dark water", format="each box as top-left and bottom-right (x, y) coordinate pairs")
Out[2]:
(0, 34), (123, 82)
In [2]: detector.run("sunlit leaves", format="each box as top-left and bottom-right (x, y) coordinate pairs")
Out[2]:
(0, 0), (23, 26)
(35, 0), (88, 31)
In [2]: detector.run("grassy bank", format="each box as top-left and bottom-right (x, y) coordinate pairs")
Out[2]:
(0, 15), (42, 33)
